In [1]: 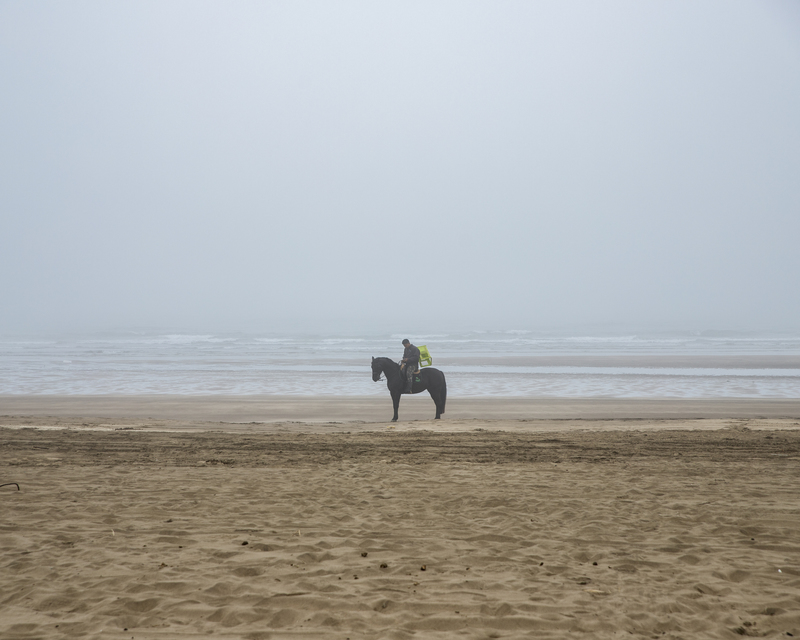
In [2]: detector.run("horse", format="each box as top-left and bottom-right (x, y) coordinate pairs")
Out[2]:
(371, 356), (447, 422)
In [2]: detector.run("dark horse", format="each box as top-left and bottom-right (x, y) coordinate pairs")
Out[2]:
(371, 357), (447, 422)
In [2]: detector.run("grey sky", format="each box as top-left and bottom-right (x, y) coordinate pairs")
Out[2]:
(1, 1), (798, 334)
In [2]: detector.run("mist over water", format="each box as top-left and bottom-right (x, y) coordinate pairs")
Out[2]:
(1, 2), (799, 335)
(3, 330), (799, 397)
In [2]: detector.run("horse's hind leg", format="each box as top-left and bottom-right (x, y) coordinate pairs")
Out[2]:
(429, 389), (442, 419)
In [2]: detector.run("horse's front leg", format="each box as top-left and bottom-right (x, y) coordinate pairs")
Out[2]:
(391, 391), (400, 422)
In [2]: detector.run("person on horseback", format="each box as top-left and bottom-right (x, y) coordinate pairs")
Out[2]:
(400, 339), (420, 393)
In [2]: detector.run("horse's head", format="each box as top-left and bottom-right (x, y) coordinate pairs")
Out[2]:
(371, 356), (383, 382)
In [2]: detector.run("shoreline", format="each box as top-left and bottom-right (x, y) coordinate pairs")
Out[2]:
(393, 354), (800, 369)
(3, 395), (800, 424)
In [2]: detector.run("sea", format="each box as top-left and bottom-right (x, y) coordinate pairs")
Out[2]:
(2, 330), (800, 398)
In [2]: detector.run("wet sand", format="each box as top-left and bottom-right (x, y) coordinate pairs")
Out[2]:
(2, 400), (800, 639)
(3, 395), (800, 423)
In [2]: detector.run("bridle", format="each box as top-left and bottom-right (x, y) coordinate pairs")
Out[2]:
(372, 360), (386, 382)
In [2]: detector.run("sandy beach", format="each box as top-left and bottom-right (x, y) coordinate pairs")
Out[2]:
(4, 0), (800, 636)
(2, 398), (800, 639)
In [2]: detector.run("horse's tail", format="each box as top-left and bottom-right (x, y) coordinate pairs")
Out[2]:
(440, 372), (447, 414)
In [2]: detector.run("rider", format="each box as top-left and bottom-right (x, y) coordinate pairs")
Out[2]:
(400, 339), (420, 393)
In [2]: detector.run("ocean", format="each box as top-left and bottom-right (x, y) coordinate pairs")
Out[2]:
(1, 330), (799, 398)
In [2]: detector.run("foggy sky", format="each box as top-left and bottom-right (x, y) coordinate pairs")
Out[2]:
(1, 1), (799, 334)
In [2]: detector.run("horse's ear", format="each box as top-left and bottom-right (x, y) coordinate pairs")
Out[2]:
(371, 356), (374, 362)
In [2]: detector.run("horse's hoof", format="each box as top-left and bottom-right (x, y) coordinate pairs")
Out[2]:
(391, 418), (398, 422)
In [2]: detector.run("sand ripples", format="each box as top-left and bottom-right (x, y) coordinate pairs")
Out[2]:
(2, 427), (800, 638)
